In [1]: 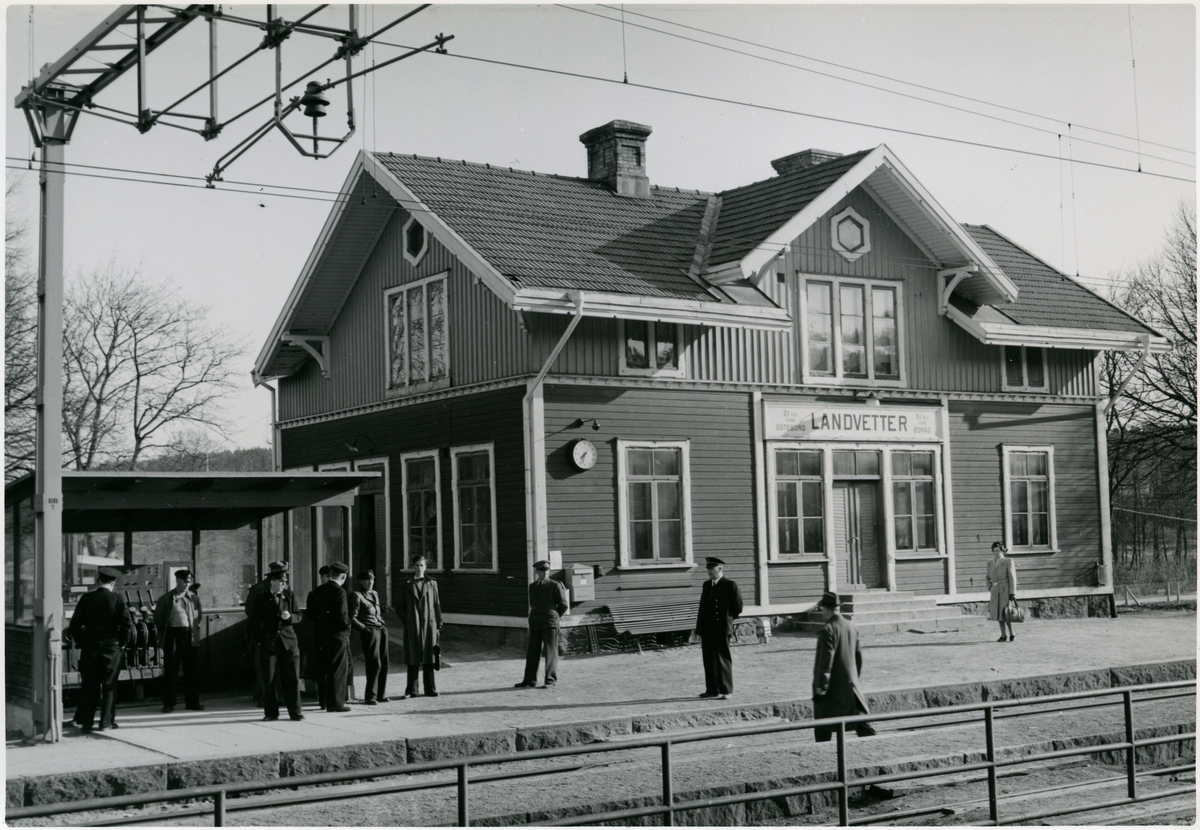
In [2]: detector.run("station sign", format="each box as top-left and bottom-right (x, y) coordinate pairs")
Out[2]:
(763, 401), (942, 442)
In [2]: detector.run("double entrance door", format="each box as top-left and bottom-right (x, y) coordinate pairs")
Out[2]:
(833, 481), (885, 589)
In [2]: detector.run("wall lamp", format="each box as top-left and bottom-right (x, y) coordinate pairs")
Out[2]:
(574, 418), (601, 431)
(345, 434), (375, 454)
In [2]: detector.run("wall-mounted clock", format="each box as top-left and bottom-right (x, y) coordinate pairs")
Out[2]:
(570, 439), (598, 471)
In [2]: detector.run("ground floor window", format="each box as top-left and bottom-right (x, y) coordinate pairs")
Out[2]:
(892, 450), (937, 552)
(402, 450), (442, 570)
(1002, 446), (1057, 551)
(773, 449), (824, 555)
(616, 439), (692, 566)
(451, 444), (497, 571)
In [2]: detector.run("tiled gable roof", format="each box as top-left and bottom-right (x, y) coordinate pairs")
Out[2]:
(962, 225), (1159, 336)
(374, 153), (716, 301)
(708, 150), (872, 265)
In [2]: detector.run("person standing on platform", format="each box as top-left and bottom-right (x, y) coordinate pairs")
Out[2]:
(399, 555), (442, 697)
(987, 542), (1019, 643)
(811, 591), (875, 742)
(350, 569), (390, 704)
(69, 567), (133, 732)
(310, 562), (352, 712)
(514, 560), (568, 689)
(249, 565), (303, 721)
(694, 557), (743, 700)
(306, 565), (332, 709)
(245, 560), (288, 705)
(154, 568), (204, 713)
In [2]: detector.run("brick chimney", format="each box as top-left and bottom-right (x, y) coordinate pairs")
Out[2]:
(770, 149), (843, 176)
(579, 120), (652, 198)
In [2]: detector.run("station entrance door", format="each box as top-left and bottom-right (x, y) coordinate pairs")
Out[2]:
(832, 481), (884, 590)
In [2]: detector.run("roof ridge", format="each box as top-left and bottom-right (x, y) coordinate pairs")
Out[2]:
(716, 147), (873, 198)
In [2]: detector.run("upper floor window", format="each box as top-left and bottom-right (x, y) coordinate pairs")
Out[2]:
(451, 444), (497, 571)
(386, 273), (448, 393)
(616, 440), (692, 566)
(1002, 346), (1047, 392)
(403, 216), (428, 265)
(1002, 446), (1057, 552)
(620, 320), (683, 377)
(802, 277), (902, 384)
(891, 451), (937, 552)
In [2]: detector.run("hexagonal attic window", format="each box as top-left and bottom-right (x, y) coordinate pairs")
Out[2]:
(403, 216), (428, 265)
(830, 207), (871, 262)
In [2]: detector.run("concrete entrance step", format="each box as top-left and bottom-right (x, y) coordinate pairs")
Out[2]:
(791, 592), (985, 634)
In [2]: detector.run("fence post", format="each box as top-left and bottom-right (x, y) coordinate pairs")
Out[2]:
(458, 762), (469, 827)
(213, 790), (225, 827)
(984, 705), (999, 825)
(1123, 689), (1137, 800)
(662, 740), (674, 826)
(836, 722), (849, 826)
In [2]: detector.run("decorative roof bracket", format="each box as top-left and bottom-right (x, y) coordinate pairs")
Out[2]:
(938, 265), (978, 315)
(1104, 334), (1152, 413)
(282, 334), (331, 379)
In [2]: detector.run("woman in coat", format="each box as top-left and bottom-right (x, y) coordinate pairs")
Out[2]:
(399, 554), (442, 697)
(986, 542), (1018, 642)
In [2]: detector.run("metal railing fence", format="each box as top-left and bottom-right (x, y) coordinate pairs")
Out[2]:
(6, 679), (1195, 827)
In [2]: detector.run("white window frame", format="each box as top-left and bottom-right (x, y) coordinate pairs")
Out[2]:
(400, 449), (443, 572)
(402, 215), (429, 266)
(616, 439), (693, 568)
(1001, 445), (1058, 553)
(1000, 346), (1048, 392)
(450, 443), (499, 573)
(765, 442), (946, 563)
(316, 461), (353, 566)
(618, 320), (685, 378)
(797, 275), (906, 387)
(383, 271), (450, 395)
(350, 455), (392, 584)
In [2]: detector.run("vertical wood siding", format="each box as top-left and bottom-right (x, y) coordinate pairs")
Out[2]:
(281, 387), (529, 618)
(894, 560), (947, 595)
(542, 385), (758, 616)
(947, 401), (1101, 594)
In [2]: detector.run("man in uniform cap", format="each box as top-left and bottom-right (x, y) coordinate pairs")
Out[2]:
(309, 562), (352, 712)
(352, 568), (393, 703)
(694, 557), (743, 699)
(811, 591), (875, 741)
(514, 560), (568, 689)
(248, 565), (304, 720)
(245, 560), (289, 704)
(306, 565), (332, 709)
(154, 568), (203, 713)
(69, 567), (133, 732)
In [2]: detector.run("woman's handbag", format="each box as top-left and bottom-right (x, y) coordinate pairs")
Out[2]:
(1003, 598), (1026, 623)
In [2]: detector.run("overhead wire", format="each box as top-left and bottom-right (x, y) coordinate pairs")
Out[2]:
(587, 3), (1194, 160)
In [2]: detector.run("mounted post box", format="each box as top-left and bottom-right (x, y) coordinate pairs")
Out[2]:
(568, 564), (595, 603)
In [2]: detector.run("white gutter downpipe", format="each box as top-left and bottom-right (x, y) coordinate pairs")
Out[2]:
(523, 292), (586, 581)
(255, 379), (282, 471)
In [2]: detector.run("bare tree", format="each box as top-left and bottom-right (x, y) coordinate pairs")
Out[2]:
(62, 261), (245, 470)
(5, 175), (38, 479)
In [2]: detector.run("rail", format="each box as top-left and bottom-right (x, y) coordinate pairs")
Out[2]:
(6, 679), (1195, 826)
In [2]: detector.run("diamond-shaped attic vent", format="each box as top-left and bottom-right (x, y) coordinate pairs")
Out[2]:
(830, 207), (871, 262)
(404, 216), (428, 265)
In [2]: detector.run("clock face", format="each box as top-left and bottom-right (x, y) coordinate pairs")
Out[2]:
(571, 439), (598, 471)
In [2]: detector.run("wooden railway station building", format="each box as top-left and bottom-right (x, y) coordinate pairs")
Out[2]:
(253, 120), (1169, 639)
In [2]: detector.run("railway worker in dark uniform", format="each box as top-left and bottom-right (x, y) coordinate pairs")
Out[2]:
(695, 556), (743, 700)
(153, 568), (204, 713)
(399, 556), (442, 697)
(249, 565), (304, 721)
(514, 560), (569, 689)
(811, 591), (875, 742)
(306, 565), (332, 709)
(245, 560), (289, 705)
(310, 562), (353, 712)
(69, 567), (133, 732)
(350, 569), (391, 704)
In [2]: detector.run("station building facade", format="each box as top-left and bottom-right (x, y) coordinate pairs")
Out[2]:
(253, 121), (1168, 636)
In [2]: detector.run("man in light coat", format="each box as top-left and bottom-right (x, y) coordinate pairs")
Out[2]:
(811, 591), (875, 742)
(399, 554), (442, 697)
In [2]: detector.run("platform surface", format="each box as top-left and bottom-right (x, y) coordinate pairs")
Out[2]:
(6, 609), (1196, 782)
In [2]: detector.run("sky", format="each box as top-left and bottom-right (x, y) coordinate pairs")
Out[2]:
(5, 3), (1196, 452)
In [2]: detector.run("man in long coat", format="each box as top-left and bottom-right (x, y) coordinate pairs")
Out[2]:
(69, 567), (133, 732)
(306, 565), (331, 708)
(694, 556), (743, 699)
(811, 591), (875, 741)
(245, 560), (288, 704)
(399, 554), (442, 697)
(514, 560), (569, 689)
(248, 566), (304, 721)
(309, 562), (352, 712)
(350, 569), (390, 704)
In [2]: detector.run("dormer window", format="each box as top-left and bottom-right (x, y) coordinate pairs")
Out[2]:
(620, 320), (683, 377)
(1001, 346), (1047, 392)
(403, 216), (428, 265)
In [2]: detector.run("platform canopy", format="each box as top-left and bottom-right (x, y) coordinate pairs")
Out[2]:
(5, 470), (378, 533)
